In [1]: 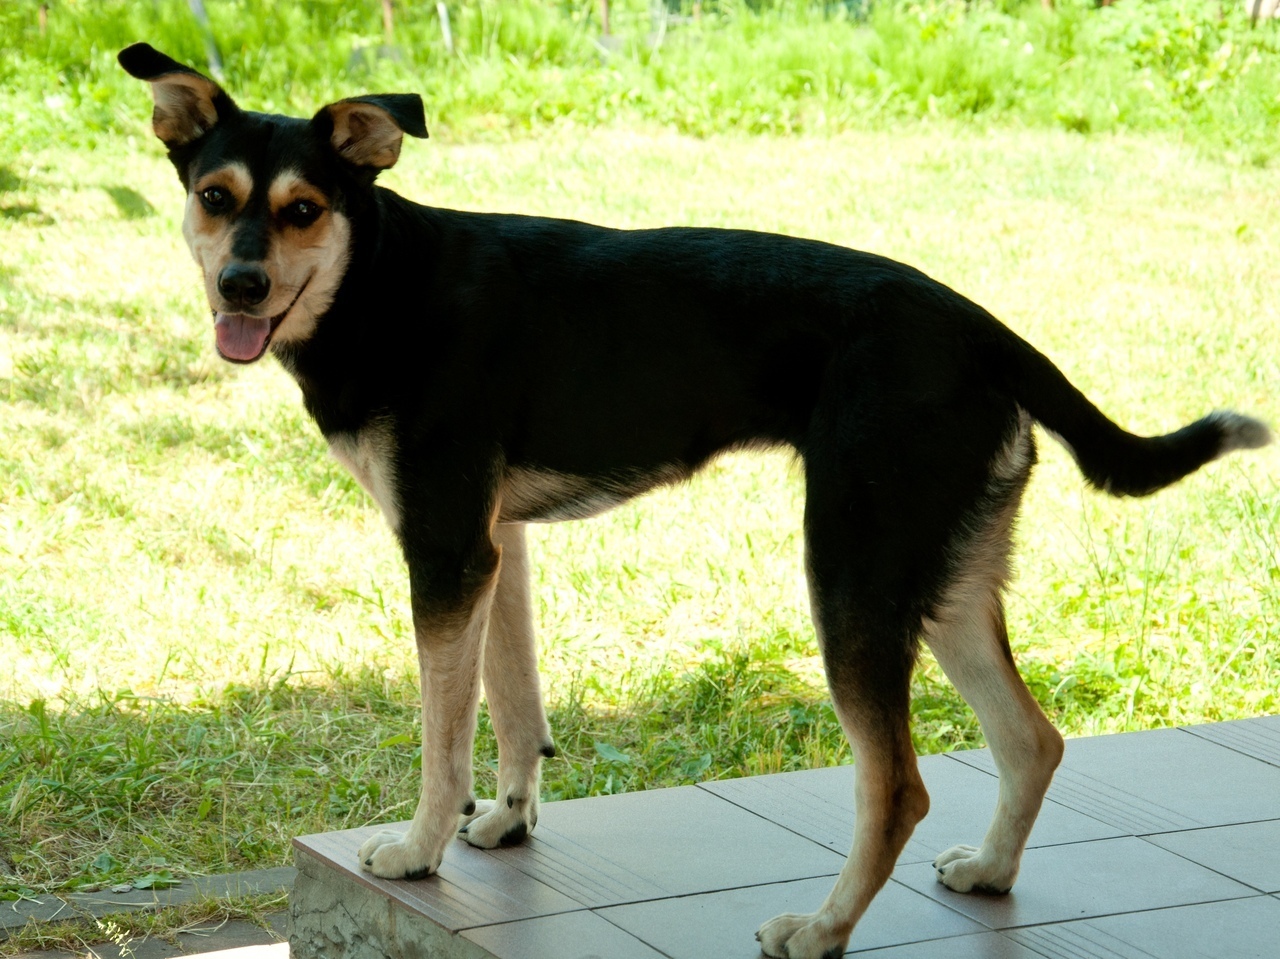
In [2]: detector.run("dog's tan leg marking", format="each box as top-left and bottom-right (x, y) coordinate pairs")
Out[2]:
(925, 597), (1062, 893)
(759, 716), (928, 959)
(459, 523), (553, 848)
(923, 446), (1063, 894)
(760, 529), (929, 959)
(357, 559), (498, 879)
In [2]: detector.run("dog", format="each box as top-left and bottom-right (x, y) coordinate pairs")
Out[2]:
(119, 43), (1271, 959)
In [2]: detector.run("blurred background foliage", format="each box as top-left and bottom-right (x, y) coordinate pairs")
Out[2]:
(2, 0), (1278, 161)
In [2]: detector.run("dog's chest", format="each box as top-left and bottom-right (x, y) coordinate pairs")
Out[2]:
(328, 423), (400, 531)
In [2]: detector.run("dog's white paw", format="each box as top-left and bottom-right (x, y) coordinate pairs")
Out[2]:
(357, 829), (441, 881)
(458, 793), (538, 848)
(756, 912), (847, 959)
(933, 843), (1016, 894)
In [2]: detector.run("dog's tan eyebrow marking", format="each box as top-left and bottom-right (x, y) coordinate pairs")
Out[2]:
(193, 161), (253, 210)
(268, 169), (325, 211)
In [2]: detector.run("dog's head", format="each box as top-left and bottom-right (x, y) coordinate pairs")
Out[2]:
(118, 43), (427, 363)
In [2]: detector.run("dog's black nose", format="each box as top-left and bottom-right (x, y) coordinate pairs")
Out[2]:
(217, 263), (270, 309)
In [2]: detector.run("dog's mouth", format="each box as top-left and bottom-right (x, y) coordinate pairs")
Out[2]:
(213, 279), (309, 364)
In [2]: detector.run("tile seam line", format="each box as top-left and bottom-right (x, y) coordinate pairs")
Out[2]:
(1008, 924), (1144, 959)
(691, 780), (855, 858)
(587, 908), (681, 959)
(903, 834), (1162, 869)
(526, 842), (672, 897)
(696, 778), (1135, 860)
(1180, 725), (1280, 768)
(1045, 770), (1196, 827)
(1002, 889), (1276, 931)
(579, 874), (995, 956)
(1132, 835), (1277, 895)
(496, 848), (657, 902)
(1135, 814), (1280, 838)
(586, 871), (845, 913)
(967, 887), (1268, 931)
(934, 751), (1139, 831)
(452, 903), (592, 934)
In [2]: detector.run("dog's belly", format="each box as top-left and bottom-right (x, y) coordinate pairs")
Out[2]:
(497, 464), (686, 524)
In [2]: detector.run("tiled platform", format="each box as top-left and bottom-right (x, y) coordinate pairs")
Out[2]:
(290, 717), (1280, 958)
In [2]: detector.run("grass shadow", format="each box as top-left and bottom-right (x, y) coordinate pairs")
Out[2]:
(0, 654), (972, 894)
(0, 203), (50, 223)
(103, 185), (156, 220)
(0, 165), (55, 224)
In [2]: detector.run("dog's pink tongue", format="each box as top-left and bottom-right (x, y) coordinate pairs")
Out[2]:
(214, 312), (271, 361)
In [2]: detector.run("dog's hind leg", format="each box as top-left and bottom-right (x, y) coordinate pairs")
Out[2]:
(923, 545), (1063, 891)
(459, 522), (553, 848)
(923, 424), (1064, 894)
(758, 486), (931, 959)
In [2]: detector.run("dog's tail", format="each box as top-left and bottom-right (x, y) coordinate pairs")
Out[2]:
(985, 327), (1271, 497)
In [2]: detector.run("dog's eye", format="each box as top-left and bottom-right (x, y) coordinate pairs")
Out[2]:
(283, 199), (323, 227)
(200, 187), (229, 211)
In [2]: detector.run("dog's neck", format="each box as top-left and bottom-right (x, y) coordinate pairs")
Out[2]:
(274, 188), (442, 438)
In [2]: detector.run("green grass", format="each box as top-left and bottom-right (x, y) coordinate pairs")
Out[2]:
(2, 0), (1280, 160)
(2, 124), (1276, 905)
(0, 890), (287, 958)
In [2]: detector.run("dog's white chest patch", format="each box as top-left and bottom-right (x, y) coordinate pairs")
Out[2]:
(329, 423), (400, 532)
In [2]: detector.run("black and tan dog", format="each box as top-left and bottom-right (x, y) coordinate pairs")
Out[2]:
(120, 43), (1270, 959)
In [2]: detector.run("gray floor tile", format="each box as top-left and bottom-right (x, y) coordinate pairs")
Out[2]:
(596, 876), (985, 958)
(851, 931), (1043, 959)
(1006, 895), (1280, 959)
(294, 826), (583, 931)
(1183, 715), (1280, 768)
(893, 835), (1255, 929)
(951, 728), (1280, 833)
(1144, 820), (1280, 893)
(700, 754), (1123, 865)
(461, 910), (666, 959)
(484, 785), (846, 907)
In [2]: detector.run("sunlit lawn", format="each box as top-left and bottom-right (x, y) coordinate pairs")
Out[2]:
(1, 123), (1277, 897)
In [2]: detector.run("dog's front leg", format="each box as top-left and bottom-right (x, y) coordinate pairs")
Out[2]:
(459, 523), (553, 849)
(359, 531), (501, 880)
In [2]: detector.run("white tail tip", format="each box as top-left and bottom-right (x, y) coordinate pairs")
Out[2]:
(1209, 411), (1274, 455)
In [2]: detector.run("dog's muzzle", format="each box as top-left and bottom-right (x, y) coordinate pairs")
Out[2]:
(213, 278), (309, 364)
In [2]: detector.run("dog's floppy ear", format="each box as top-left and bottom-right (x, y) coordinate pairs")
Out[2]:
(118, 43), (233, 147)
(313, 95), (428, 171)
